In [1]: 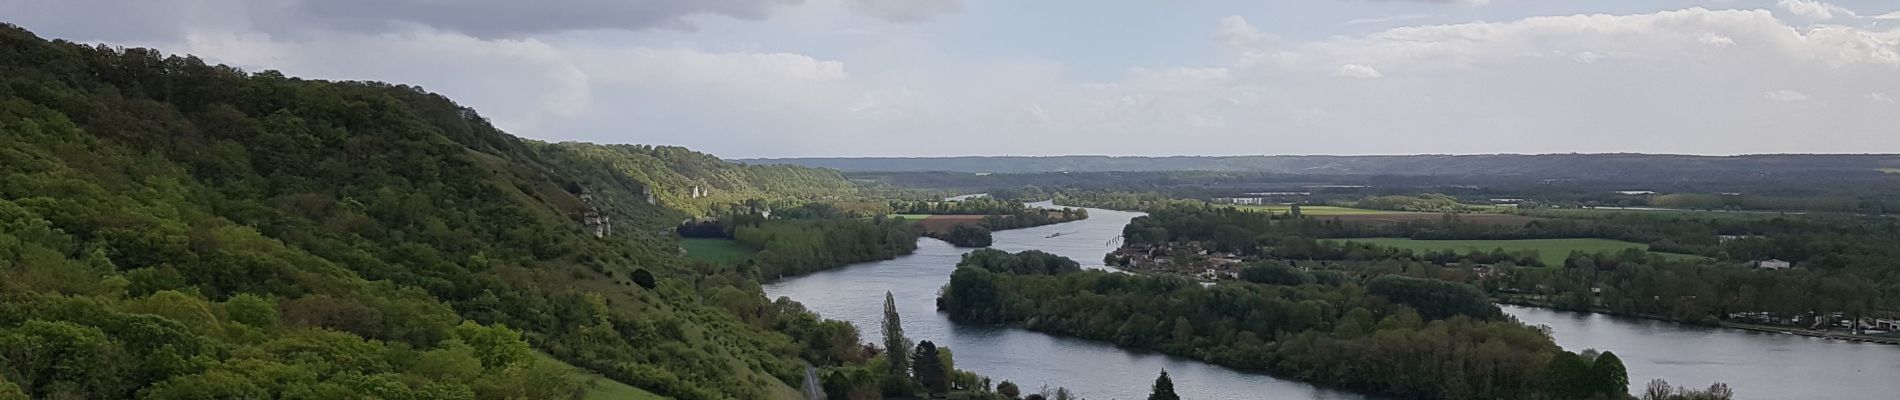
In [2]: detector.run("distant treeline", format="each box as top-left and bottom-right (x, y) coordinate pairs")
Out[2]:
(1127, 204), (1898, 328)
(937, 250), (1639, 400)
(678, 215), (920, 278)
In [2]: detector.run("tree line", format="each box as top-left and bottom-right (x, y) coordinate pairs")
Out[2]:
(938, 250), (1652, 399)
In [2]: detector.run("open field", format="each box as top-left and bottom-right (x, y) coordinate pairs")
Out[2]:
(1323, 213), (1538, 227)
(912, 214), (990, 234)
(1327, 237), (1705, 266)
(681, 238), (756, 265)
(1234, 205), (1413, 215)
(884, 213), (938, 220)
(1509, 207), (1800, 221)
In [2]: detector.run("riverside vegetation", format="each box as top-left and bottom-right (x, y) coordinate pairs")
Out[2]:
(938, 249), (1644, 399)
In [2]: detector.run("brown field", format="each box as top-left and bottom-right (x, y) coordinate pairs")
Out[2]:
(912, 215), (991, 234)
(1316, 213), (1537, 227)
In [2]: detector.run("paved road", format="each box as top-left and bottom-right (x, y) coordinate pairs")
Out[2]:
(800, 360), (823, 400)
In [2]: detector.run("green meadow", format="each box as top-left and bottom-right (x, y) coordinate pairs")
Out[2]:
(1234, 205), (1413, 216)
(1328, 237), (1706, 266)
(681, 238), (757, 265)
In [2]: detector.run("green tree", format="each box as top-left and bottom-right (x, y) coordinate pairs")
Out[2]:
(882, 292), (912, 380)
(912, 341), (948, 394)
(1594, 351), (1630, 397)
(224, 293), (278, 329)
(997, 380), (1021, 399)
(1147, 370), (1180, 400)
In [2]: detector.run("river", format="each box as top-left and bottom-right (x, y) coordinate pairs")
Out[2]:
(763, 204), (1900, 399)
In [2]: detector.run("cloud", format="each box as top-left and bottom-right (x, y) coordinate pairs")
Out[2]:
(1347, 14), (1437, 26)
(0, 0), (805, 40)
(11, 4), (1900, 157)
(1216, 16), (1276, 48)
(1763, 90), (1810, 102)
(1361, 0), (1489, 6)
(1334, 64), (1385, 79)
(1778, 0), (1855, 21)
(845, 0), (962, 23)
(1870, 92), (1895, 103)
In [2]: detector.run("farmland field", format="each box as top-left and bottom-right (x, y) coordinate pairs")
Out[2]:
(911, 214), (991, 234)
(681, 238), (756, 265)
(1327, 237), (1705, 266)
(1234, 205), (1413, 215)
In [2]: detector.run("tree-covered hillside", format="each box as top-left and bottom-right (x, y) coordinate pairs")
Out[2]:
(0, 23), (865, 399)
(535, 143), (857, 217)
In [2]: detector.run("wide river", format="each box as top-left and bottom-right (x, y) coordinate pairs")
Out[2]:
(763, 204), (1900, 399)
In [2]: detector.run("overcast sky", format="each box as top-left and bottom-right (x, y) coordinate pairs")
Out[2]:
(5, 0), (1899, 158)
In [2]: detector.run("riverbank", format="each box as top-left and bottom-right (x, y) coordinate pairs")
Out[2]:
(1497, 295), (1900, 346)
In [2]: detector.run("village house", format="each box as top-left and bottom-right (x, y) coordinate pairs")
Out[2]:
(1750, 259), (1792, 270)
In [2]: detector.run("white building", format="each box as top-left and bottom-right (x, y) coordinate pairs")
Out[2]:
(1751, 259), (1792, 270)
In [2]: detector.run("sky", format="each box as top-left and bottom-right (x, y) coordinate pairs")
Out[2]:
(4, 0), (1899, 158)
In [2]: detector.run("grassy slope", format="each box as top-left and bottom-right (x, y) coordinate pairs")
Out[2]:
(1330, 238), (1705, 266)
(680, 238), (758, 266)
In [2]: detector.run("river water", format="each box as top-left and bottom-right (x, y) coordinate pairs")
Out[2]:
(763, 204), (1900, 399)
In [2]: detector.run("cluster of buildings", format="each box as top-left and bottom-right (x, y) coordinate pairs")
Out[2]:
(1108, 241), (1254, 281)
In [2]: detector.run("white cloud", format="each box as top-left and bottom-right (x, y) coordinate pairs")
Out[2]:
(20, 4), (1900, 157)
(1334, 64), (1385, 79)
(1870, 92), (1895, 103)
(845, 0), (962, 23)
(1764, 90), (1810, 102)
(1346, 14), (1436, 26)
(1700, 33), (1737, 47)
(1778, 0), (1855, 21)
(1216, 16), (1274, 48)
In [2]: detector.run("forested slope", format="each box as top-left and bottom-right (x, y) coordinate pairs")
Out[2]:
(0, 23), (860, 400)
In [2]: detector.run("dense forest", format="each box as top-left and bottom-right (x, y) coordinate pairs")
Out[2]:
(0, 23), (1040, 400)
(938, 250), (1636, 400)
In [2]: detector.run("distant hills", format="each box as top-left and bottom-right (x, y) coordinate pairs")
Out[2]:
(742, 154), (1900, 180)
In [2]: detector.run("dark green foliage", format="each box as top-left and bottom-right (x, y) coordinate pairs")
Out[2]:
(1364, 275), (1503, 320)
(629, 268), (656, 289)
(1147, 371), (1179, 400)
(883, 292), (911, 380)
(996, 380), (1021, 398)
(959, 249), (1080, 275)
(913, 341), (949, 394)
(939, 262), (1570, 399)
(1238, 262), (1313, 286)
(733, 218), (920, 278)
(1594, 352), (1630, 397)
(939, 224), (994, 247)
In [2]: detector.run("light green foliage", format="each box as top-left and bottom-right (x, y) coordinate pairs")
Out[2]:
(679, 238), (756, 266)
(223, 293), (278, 329)
(0, 22), (883, 400)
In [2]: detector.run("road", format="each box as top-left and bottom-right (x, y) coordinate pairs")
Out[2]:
(800, 360), (823, 400)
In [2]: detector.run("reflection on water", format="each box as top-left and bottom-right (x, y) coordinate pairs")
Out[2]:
(764, 204), (1366, 399)
(1505, 305), (1900, 400)
(765, 202), (1900, 400)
